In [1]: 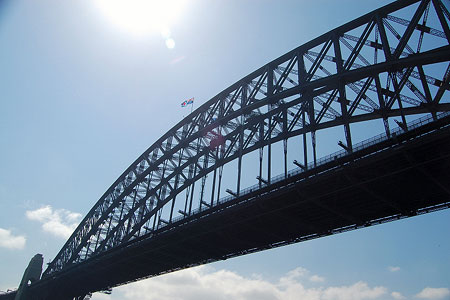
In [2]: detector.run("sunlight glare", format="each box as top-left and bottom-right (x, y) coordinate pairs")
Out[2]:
(95, 0), (186, 36)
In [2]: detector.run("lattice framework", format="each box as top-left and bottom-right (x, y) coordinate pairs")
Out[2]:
(44, 0), (450, 277)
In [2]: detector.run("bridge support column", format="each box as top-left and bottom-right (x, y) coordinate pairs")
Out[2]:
(188, 173), (196, 215)
(267, 66), (274, 184)
(284, 139), (288, 178)
(259, 147), (263, 189)
(374, 75), (391, 138)
(302, 110), (308, 169)
(333, 33), (353, 152)
(268, 115), (272, 183)
(210, 157), (217, 206)
(237, 86), (246, 195)
(297, 50), (309, 170)
(216, 164), (223, 204)
(283, 107), (288, 178)
(312, 131), (317, 167)
(391, 72), (409, 131)
(200, 153), (209, 209)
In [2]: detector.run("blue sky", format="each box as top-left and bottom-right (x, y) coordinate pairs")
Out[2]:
(0, 0), (449, 299)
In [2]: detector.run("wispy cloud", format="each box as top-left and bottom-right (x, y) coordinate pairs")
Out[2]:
(388, 266), (401, 272)
(91, 266), (387, 300)
(416, 287), (450, 299)
(0, 228), (26, 250)
(391, 291), (406, 299)
(26, 205), (82, 239)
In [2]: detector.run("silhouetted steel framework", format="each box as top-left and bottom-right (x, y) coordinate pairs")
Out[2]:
(34, 0), (449, 297)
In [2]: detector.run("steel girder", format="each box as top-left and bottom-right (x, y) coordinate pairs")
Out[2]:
(43, 0), (450, 277)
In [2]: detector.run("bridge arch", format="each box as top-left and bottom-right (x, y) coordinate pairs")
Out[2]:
(44, 0), (450, 279)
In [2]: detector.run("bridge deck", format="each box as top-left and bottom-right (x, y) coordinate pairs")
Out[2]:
(28, 115), (450, 299)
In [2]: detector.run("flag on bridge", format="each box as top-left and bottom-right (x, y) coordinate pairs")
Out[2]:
(181, 97), (194, 107)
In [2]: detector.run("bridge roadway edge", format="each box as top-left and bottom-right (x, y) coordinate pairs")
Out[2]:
(23, 115), (450, 299)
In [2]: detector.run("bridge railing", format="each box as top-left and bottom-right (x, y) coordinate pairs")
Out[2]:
(167, 112), (449, 228)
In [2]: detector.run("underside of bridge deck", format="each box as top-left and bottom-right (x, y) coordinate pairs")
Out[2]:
(30, 115), (450, 300)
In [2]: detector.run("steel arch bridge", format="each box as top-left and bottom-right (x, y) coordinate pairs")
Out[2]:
(6, 0), (450, 299)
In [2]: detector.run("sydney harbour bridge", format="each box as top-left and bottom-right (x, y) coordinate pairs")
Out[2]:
(3, 0), (450, 299)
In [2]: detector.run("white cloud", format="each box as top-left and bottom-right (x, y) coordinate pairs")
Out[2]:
(89, 293), (110, 300)
(392, 291), (406, 299)
(91, 266), (387, 300)
(310, 275), (326, 283)
(26, 205), (82, 239)
(388, 266), (401, 272)
(279, 267), (325, 284)
(416, 287), (450, 299)
(0, 228), (26, 250)
(322, 282), (387, 300)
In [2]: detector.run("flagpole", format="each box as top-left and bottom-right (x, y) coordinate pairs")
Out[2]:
(190, 97), (194, 114)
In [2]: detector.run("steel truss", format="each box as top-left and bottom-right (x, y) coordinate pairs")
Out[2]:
(44, 0), (450, 278)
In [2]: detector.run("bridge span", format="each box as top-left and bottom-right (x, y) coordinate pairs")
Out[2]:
(29, 113), (450, 299)
(2, 0), (450, 299)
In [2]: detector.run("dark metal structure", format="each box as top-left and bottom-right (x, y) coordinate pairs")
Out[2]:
(2, 0), (449, 299)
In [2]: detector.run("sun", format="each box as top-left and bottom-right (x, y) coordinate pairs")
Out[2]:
(95, 0), (186, 36)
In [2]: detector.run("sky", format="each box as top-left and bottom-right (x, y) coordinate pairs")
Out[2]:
(0, 0), (449, 299)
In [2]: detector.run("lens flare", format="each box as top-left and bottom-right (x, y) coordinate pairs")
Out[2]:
(165, 38), (175, 49)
